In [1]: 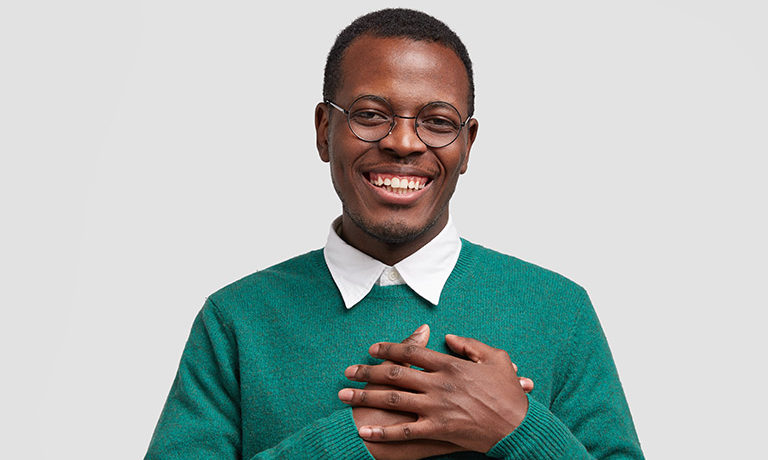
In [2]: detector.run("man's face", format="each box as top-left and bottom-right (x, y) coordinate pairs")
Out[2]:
(316, 35), (478, 246)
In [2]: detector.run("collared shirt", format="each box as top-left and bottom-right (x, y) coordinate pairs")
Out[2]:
(323, 216), (462, 309)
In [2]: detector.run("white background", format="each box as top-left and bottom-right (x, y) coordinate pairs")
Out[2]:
(2, 1), (766, 458)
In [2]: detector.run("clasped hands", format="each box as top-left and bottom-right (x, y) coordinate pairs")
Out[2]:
(338, 325), (532, 459)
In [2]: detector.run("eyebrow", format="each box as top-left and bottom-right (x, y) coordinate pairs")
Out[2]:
(351, 94), (464, 112)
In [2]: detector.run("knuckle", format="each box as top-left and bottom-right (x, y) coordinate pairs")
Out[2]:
(402, 425), (412, 439)
(387, 365), (402, 380)
(359, 391), (367, 403)
(403, 344), (417, 358)
(386, 391), (401, 406)
(440, 381), (455, 393)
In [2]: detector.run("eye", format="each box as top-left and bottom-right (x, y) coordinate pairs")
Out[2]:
(350, 109), (391, 126)
(419, 116), (460, 133)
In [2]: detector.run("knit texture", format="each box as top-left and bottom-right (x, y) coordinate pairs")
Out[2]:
(146, 240), (643, 459)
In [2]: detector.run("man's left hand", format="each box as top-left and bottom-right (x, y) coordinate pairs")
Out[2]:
(339, 334), (529, 453)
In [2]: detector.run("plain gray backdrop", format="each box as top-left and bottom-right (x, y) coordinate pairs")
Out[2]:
(2, 1), (766, 458)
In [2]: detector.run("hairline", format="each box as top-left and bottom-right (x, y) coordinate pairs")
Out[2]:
(333, 33), (472, 117)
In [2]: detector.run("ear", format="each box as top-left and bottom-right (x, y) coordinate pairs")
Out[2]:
(460, 118), (479, 174)
(315, 102), (331, 163)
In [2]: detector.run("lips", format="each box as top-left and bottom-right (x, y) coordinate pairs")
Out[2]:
(365, 172), (431, 195)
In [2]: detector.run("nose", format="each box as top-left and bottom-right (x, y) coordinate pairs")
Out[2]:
(378, 115), (427, 157)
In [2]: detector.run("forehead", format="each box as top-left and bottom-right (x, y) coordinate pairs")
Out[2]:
(337, 35), (470, 113)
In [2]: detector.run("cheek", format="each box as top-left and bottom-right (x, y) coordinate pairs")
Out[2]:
(439, 150), (467, 177)
(328, 148), (361, 190)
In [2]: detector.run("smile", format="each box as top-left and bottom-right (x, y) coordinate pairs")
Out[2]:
(366, 172), (430, 195)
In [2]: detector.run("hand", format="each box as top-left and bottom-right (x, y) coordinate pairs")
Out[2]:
(340, 334), (529, 453)
(350, 325), (463, 460)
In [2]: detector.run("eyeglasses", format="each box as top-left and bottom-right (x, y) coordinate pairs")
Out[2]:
(325, 95), (471, 149)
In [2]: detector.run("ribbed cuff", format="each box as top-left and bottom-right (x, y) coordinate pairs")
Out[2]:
(303, 408), (373, 459)
(487, 395), (574, 459)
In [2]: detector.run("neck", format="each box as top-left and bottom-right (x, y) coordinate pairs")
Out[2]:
(339, 212), (449, 266)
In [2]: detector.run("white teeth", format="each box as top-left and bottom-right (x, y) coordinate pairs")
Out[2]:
(369, 174), (428, 192)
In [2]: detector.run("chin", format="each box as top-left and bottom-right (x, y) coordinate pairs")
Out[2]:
(349, 210), (438, 245)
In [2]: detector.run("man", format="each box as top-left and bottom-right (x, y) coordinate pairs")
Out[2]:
(146, 8), (643, 459)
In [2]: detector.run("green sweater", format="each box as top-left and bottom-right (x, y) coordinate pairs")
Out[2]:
(146, 240), (643, 459)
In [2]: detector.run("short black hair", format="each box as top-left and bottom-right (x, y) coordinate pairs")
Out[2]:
(323, 8), (475, 117)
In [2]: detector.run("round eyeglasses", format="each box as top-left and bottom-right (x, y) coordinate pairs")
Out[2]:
(325, 95), (472, 149)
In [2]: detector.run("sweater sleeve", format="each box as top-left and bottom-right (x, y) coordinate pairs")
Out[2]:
(145, 300), (372, 460)
(487, 289), (644, 459)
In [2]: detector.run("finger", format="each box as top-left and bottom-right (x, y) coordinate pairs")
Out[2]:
(338, 388), (429, 413)
(519, 377), (534, 393)
(345, 363), (430, 390)
(444, 334), (506, 364)
(369, 342), (451, 371)
(385, 324), (430, 367)
(359, 420), (435, 442)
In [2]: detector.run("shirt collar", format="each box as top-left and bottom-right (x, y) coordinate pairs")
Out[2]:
(323, 216), (462, 309)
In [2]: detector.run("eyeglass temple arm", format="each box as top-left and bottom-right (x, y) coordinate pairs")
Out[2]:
(324, 100), (348, 115)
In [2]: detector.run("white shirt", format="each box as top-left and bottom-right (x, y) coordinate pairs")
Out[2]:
(323, 216), (462, 309)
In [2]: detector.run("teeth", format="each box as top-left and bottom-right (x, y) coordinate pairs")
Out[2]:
(369, 174), (429, 192)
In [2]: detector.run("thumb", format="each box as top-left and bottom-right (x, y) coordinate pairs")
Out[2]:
(401, 324), (430, 348)
(444, 333), (496, 363)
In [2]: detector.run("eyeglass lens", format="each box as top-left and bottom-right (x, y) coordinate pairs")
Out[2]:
(346, 96), (463, 148)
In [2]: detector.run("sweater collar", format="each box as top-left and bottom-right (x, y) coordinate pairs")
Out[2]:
(323, 216), (462, 309)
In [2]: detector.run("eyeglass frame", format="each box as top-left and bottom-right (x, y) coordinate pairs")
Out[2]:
(324, 95), (473, 149)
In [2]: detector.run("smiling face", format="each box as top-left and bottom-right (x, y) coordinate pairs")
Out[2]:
(315, 35), (478, 261)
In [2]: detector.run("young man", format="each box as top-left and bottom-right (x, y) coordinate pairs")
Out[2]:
(146, 9), (643, 459)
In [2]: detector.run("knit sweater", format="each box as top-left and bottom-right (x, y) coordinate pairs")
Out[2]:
(146, 240), (644, 459)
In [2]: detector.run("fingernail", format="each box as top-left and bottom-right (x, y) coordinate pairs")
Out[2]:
(415, 324), (427, 334)
(338, 389), (353, 402)
(369, 343), (380, 356)
(344, 366), (357, 378)
(359, 427), (372, 437)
